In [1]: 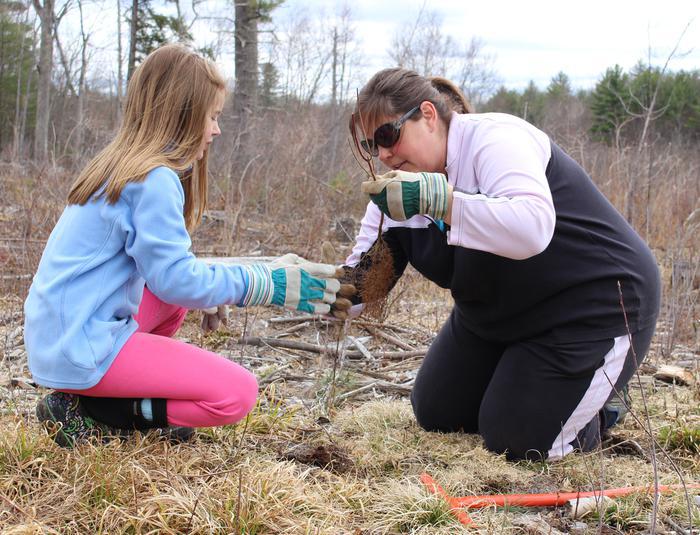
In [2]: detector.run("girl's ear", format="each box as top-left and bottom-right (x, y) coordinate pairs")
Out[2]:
(419, 100), (439, 132)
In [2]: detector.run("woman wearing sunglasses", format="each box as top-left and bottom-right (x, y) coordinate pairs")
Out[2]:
(341, 67), (660, 461)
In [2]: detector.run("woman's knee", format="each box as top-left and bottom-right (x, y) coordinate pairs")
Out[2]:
(479, 411), (549, 461)
(411, 389), (478, 433)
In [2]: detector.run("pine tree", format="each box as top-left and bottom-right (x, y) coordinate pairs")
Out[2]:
(589, 65), (630, 143)
(546, 71), (572, 100)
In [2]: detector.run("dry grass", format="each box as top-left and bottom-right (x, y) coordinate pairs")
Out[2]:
(1, 289), (697, 533)
(1, 136), (699, 533)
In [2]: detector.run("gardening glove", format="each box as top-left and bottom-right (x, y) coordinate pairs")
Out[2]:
(201, 305), (229, 333)
(361, 170), (452, 221)
(330, 269), (357, 320)
(238, 254), (341, 314)
(320, 241), (357, 320)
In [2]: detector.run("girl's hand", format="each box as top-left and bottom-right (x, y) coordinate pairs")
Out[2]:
(239, 254), (341, 315)
(201, 305), (229, 333)
(361, 170), (452, 221)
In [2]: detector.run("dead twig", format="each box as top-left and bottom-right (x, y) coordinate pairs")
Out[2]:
(616, 281), (695, 533)
(238, 335), (426, 360)
(335, 382), (378, 402)
(269, 315), (317, 324)
(349, 367), (395, 382)
(347, 335), (374, 361)
(348, 349), (426, 360)
(278, 322), (311, 335)
(365, 325), (414, 351)
(238, 336), (322, 358)
(354, 318), (429, 336)
(335, 378), (414, 402)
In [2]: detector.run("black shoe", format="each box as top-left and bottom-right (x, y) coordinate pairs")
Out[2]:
(148, 426), (195, 444)
(602, 385), (631, 435)
(36, 392), (123, 448)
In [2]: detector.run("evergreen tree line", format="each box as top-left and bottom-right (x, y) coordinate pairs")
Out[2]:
(485, 65), (700, 146)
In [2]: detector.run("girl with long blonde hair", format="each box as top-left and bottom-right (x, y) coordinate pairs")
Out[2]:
(25, 44), (342, 447)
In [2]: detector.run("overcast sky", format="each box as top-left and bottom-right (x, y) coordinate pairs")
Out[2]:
(274, 0), (699, 91)
(74, 0), (698, 96)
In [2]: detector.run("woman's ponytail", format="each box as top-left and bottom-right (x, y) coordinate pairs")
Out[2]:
(429, 77), (473, 114)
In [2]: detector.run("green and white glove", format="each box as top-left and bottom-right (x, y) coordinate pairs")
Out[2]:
(238, 254), (341, 314)
(361, 170), (452, 221)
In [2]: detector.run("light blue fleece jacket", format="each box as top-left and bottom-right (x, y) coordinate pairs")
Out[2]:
(24, 166), (249, 390)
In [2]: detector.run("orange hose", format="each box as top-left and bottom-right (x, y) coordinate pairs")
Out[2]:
(420, 473), (474, 525)
(452, 484), (700, 508)
(421, 473), (700, 527)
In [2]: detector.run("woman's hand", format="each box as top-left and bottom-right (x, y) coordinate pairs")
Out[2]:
(361, 170), (453, 221)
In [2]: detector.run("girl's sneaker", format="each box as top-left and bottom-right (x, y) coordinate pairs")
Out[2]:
(36, 392), (195, 447)
(35, 392), (119, 448)
(148, 426), (196, 444)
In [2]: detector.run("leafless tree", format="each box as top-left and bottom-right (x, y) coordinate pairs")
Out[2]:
(233, 0), (260, 166)
(115, 0), (123, 122)
(389, 7), (453, 77)
(388, 7), (499, 107)
(74, 0), (90, 155)
(330, 2), (362, 105)
(53, 1), (76, 96)
(605, 23), (693, 235)
(126, 0), (136, 81)
(454, 37), (499, 107)
(275, 8), (332, 105)
(11, 8), (37, 160)
(32, 0), (56, 163)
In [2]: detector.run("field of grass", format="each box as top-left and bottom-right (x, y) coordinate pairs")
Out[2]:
(0, 268), (698, 533)
(0, 137), (698, 533)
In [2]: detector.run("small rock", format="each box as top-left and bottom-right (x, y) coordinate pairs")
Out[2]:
(654, 364), (695, 386)
(511, 514), (567, 534)
(570, 521), (588, 534)
(568, 495), (614, 518)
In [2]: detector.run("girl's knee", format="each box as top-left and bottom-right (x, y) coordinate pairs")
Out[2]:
(182, 366), (259, 428)
(237, 369), (259, 416)
(217, 369), (258, 425)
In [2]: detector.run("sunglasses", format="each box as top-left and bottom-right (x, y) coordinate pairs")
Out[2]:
(360, 105), (421, 157)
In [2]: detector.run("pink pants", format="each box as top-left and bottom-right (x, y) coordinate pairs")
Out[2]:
(65, 287), (258, 427)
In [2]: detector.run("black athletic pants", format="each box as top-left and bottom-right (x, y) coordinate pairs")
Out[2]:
(411, 306), (656, 461)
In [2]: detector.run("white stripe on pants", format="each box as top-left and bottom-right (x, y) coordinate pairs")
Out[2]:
(547, 334), (630, 460)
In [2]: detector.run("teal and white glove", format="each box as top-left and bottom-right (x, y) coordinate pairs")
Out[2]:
(238, 254), (341, 314)
(361, 170), (452, 221)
